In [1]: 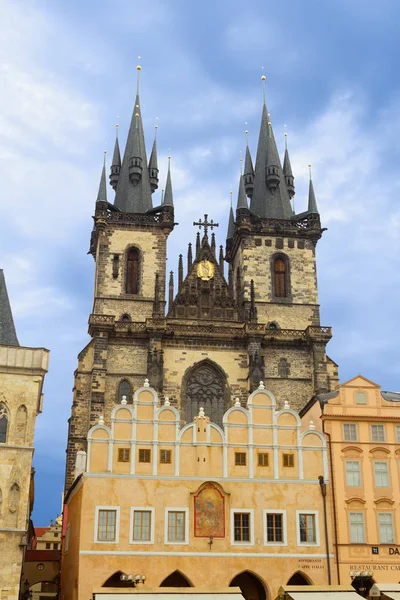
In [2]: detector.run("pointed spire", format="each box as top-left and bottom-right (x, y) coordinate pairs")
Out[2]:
(187, 243), (193, 272)
(163, 156), (174, 207)
(96, 152), (107, 204)
(237, 174), (248, 210)
(211, 233), (216, 256)
(227, 191), (235, 240)
(307, 165), (319, 214)
(168, 270), (174, 313)
(244, 131), (254, 199)
(283, 133), (295, 199)
(114, 63), (153, 213)
(149, 126), (159, 193)
(250, 75), (293, 219)
(196, 232), (201, 256)
(0, 270), (19, 346)
(219, 245), (224, 274)
(109, 125), (121, 191)
(178, 254), (183, 289)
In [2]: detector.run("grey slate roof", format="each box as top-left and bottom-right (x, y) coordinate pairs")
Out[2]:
(114, 94), (153, 213)
(283, 147), (293, 178)
(250, 104), (294, 220)
(226, 206), (235, 240)
(111, 136), (121, 168)
(0, 269), (19, 346)
(163, 162), (173, 207)
(244, 144), (254, 177)
(381, 391), (400, 402)
(237, 175), (248, 209)
(307, 178), (319, 214)
(149, 138), (158, 172)
(96, 163), (107, 204)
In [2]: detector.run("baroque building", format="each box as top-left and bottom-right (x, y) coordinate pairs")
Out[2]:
(0, 269), (50, 600)
(65, 69), (338, 491)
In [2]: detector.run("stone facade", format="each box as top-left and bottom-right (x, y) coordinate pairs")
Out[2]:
(0, 345), (49, 600)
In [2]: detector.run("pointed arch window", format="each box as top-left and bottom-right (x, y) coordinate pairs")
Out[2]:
(0, 404), (8, 444)
(118, 380), (131, 403)
(126, 248), (139, 295)
(279, 358), (288, 378)
(274, 257), (286, 298)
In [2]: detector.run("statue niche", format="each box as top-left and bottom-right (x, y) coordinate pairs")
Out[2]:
(183, 361), (228, 427)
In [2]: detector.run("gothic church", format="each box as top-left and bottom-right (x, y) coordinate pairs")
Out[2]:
(65, 69), (338, 490)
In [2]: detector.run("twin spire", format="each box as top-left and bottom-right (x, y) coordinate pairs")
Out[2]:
(95, 65), (173, 214)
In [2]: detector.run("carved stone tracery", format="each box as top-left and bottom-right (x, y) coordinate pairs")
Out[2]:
(183, 362), (228, 427)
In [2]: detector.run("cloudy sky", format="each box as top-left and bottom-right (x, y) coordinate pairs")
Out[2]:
(1, 0), (400, 524)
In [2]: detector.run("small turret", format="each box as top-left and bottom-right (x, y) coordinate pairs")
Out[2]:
(163, 157), (174, 207)
(128, 113), (143, 186)
(96, 153), (108, 205)
(227, 206), (235, 241)
(265, 121), (280, 192)
(178, 254), (183, 289)
(283, 133), (295, 198)
(109, 124), (121, 191)
(237, 161), (248, 210)
(187, 243), (193, 271)
(148, 126), (159, 193)
(307, 165), (319, 214)
(244, 131), (254, 198)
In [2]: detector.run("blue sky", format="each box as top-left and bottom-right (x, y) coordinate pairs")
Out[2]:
(1, 0), (400, 525)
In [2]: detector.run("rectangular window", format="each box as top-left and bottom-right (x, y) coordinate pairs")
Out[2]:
(396, 426), (400, 443)
(283, 453), (295, 467)
(355, 392), (367, 405)
(299, 514), (316, 543)
(160, 449), (172, 464)
(378, 513), (394, 544)
(234, 512), (250, 542)
(167, 511), (186, 543)
(118, 448), (130, 462)
(258, 453), (269, 467)
(138, 449), (151, 463)
(374, 462), (390, 487)
(97, 509), (117, 541)
(371, 424), (386, 443)
(345, 461), (361, 487)
(349, 512), (365, 544)
(267, 513), (283, 542)
(343, 424), (358, 442)
(132, 510), (152, 541)
(235, 452), (247, 466)
(45, 542), (51, 549)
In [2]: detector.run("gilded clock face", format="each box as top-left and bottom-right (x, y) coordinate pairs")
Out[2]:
(197, 259), (215, 281)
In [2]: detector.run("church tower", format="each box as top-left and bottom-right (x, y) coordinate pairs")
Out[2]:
(65, 71), (338, 492)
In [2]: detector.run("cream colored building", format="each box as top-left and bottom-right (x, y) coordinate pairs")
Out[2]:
(0, 269), (50, 600)
(301, 375), (400, 591)
(61, 382), (336, 600)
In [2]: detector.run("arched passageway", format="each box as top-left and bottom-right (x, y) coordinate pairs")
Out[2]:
(102, 571), (133, 588)
(160, 571), (193, 587)
(286, 572), (312, 585)
(230, 571), (267, 600)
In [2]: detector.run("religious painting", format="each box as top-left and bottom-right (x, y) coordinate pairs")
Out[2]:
(194, 482), (225, 537)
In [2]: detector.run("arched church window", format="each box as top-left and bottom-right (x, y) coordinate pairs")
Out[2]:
(274, 257), (287, 297)
(279, 358), (288, 378)
(0, 404), (8, 444)
(126, 248), (139, 295)
(118, 380), (131, 403)
(121, 313), (131, 322)
(183, 362), (228, 427)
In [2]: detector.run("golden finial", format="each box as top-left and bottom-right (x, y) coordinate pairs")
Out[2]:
(261, 67), (266, 104)
(308, 164), (312, 180)
(136, 58), (141, 93)
(135, 113), (139, 118)
(168, 155), (171, 168)
(115, 123), (119, 138)
(284, 132), (288, 150)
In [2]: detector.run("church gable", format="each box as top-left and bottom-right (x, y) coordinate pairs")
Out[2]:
(169, 236), (238, 321)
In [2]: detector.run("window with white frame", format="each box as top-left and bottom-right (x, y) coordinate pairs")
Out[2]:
(349, 512), (365, 544)
(374, 461), (390, 487)
(378, 513), (395, 544)
(345, 461), (361, 487)
(230, 509), (254, 545)
(371, 424), (386, 443)
(296, 511), (319, 546)
(343, 423), (358, 442)
(130, 507), (154, 543)
(264, 510), (287, 545)
(355, 392), (367, 405)
(95, 507), (119, 543)
(165, 508), (188, 544)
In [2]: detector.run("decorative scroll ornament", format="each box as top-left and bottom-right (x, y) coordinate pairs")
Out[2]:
(197, 259), (215, 281)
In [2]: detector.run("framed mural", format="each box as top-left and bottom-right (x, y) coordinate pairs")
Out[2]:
(194, 482), (225, 537)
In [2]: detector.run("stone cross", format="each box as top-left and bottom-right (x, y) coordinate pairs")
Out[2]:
(193, 214), (219, 238)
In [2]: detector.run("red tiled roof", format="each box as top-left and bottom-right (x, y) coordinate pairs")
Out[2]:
(35, 527), (50, 538)
(25, 550), (61, 562)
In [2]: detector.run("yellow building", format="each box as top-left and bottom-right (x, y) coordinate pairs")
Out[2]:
(0, 269), (50, 600)
(61, 382), (336, 600)
(301, 375), (400, 590)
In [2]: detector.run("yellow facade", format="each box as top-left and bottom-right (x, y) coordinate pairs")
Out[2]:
(303, 375), (400, 587)
(0, 344), (49, 600)
(62, 382), (336, 600)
